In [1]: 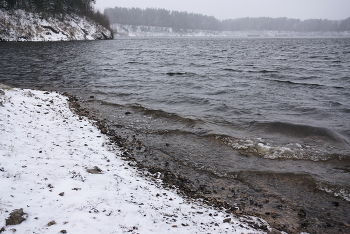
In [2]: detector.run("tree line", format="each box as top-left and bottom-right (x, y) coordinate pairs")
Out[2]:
(222, 17), (350, 32)
(105, 6), (350, 32)
(104, 7), (221, 31)
(0, 0), (110, 29)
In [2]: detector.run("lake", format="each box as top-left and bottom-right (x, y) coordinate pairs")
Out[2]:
(1, 37), (350, 233)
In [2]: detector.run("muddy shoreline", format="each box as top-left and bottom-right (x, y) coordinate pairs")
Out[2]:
(62, 93), (350, 234)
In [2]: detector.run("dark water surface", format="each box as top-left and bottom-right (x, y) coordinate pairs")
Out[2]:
(1, 38), (350, 233)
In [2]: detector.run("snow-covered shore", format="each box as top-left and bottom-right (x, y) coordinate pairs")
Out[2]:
(112, 23), (350, 38)
(0, 86), (270, 233)
(0, 9), (112, 42)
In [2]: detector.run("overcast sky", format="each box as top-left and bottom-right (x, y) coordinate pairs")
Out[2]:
(95, 0), (350, 20)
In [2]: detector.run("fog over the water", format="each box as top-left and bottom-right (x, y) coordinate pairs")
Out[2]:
(95, 0), (350, 20)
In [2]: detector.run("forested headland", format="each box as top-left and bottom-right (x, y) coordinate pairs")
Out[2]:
(105, 6), (350, 32)
(0, 0), (110, 29)
(0, 0), (112, 41)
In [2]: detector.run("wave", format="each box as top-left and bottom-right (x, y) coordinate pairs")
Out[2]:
(265, 78), (345, 89)
(91, 97), (350, 161)
(247, 70), (278, 74)
(154, 128), (210, 137)
(308, 55), (331, 59)
(127, 61), (149, 65)
(223, 68), (242, 72)
(317, 182), (350, 202)
(211, 133), (350, 161)
(166, 72), (197, 77)
(204, 90), (229, 96)
(124, 103), (206, 127)
(249, 121), (344, 142)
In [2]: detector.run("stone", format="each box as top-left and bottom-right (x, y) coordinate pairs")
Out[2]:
(5, 209), (27, 226)
(86, 166), (103, 174)
(298, 209), (306, 219)
(47, 220), (56, 226)
(0, 84), (13, 90)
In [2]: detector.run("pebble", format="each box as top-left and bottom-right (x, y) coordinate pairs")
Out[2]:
(47, 220), (56, 226)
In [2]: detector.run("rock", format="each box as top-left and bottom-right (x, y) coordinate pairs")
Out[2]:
(86, 166), (103, 174)
(0, 83), (13, 90)
(5, 208), (27, 226)
(223, 218), (231, 223)
(47, 220), (56, 226)
(332, 201), (339, 207)
(301, 220), (310, 228)
(298, 208), (307, 219)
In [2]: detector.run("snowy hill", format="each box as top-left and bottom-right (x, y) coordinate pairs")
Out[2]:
(0, 9), (112, 42)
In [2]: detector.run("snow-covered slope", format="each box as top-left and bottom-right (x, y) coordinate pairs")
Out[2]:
(0, 9), (112, 42)
(0, 86), (271, 233)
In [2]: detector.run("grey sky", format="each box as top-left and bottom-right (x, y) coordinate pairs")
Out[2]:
(95, 0), (350, 20)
